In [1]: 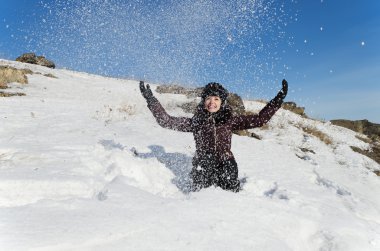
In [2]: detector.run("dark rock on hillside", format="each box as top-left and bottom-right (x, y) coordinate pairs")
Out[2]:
(228, 93), (246, 116)
(179, 100), (198, 114)
(16, 53), (55, 69)
(351, 145), (380, 167)
(330, 119), (380, 141)
(156, 84), (203, 98)
(331, 119), (380, 167)
(156, 85), (188, 95)
(282, 102), (306, 117)
(0, 92), (26, 97)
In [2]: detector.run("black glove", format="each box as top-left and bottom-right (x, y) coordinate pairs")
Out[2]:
(139, 81), (154, 101)
(276, 79), (288, 100)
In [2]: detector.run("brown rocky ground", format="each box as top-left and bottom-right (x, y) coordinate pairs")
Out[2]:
(16, 53), (55, 68)
(331, 120), (380, 169)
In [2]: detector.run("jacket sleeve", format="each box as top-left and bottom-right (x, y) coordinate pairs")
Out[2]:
(146, 97), (193, 132)
(231, 95), (283, 131)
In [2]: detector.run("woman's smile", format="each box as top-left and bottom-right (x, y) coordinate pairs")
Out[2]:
(204, 96), (222, 113)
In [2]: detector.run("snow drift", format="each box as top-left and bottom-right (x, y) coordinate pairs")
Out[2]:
(0, 59), (379, 251)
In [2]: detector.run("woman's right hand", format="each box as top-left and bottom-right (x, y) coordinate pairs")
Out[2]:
(139, 81), (154, 100)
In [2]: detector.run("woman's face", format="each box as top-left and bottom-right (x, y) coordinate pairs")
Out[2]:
(204, 96), (222, 113)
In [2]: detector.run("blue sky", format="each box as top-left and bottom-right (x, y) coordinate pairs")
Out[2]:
(1, 0), (379, 122)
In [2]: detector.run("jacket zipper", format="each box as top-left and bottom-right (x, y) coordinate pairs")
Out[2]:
(213, 117), (217, 153)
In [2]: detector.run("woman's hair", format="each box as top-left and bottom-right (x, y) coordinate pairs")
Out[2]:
(201, 82), (228, 103)
(193, 83), (232, 125)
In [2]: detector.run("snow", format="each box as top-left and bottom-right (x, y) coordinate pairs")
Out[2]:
(1, 59), (380, 250)
(29, 0), (294, 87)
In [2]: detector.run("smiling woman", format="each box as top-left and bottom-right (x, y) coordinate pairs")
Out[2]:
(140, 79), (288, 192)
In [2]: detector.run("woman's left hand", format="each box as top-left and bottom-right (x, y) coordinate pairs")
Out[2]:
(277, 79), (288, 100)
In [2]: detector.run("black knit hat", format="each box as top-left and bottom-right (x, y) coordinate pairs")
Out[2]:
(201, 82), (228, 103)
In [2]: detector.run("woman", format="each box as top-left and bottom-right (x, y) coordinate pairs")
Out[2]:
(140, 79), (288, 192)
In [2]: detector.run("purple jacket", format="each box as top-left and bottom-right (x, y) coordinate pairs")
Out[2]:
(147, 96), (283, 162)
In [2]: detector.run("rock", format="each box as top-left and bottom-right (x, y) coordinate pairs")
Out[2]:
(36, 56), (55, 68)
(227, 93), (245, 116)
(0, 66), (32, 85)
(185, 87), (203, 98)
(282, 102), (306, 117)
(179, 100), (198, 114)
(330, 119), (380, 141)
(332, 119), (380, 167)
(351, 145), (380, 166)
(300, 147), (316, 154)
(155, 84), (202, 98)
(43, 73), (57, 78)
(0, 92), (26, 97)
(16, 53), (37, 64)
(156, 85), (188, 94)
(16, 53), (55, 68)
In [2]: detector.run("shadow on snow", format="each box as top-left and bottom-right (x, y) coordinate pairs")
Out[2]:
(133, 145), (193, 194)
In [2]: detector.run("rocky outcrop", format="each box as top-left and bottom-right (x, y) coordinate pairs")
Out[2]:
(228, 93), (245, 116)
(282, 102), (306, 117)
(156, 84), (203, 98)
(156, 85), (188, 95)
(351, 145), (380, 167)
(179, 100), (198, 114)
(16, 53), (55, 69)
(330, 119), (380, 141)
(331, 119), (380, 166)
(0, 92), (26, 97)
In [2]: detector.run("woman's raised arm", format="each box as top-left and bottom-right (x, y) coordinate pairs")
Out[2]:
(140, 81), (193, 132)
(231, 79), (288, 130)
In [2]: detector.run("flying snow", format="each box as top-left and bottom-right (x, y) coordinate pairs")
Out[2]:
(21, 0), (295, 93)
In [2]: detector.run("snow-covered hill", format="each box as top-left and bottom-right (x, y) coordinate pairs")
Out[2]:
(1, 59), (379, 251)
